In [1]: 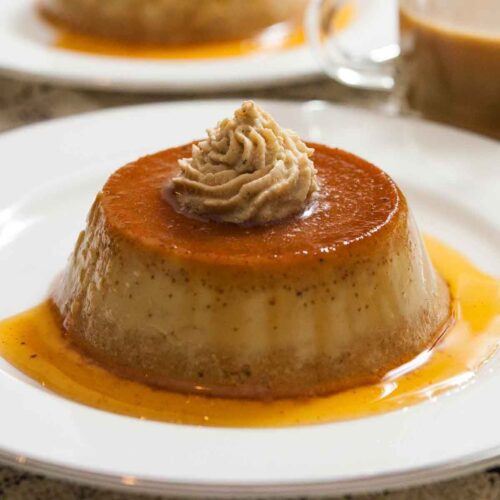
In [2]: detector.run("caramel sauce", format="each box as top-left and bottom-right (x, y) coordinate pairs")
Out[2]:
(43, 12), (304, 60)
(0, 237), (499, 427)
(103, 144), (401, 267)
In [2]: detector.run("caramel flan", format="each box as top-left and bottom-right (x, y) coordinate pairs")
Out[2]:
(53, 102), (451, 399)
(40, 0), (308, 45)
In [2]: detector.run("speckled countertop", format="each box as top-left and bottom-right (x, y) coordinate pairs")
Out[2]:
(0, 74), (499, 500)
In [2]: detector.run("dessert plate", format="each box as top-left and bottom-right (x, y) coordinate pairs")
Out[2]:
(0, 0), (322, 93)
(0, 100), (499, 497)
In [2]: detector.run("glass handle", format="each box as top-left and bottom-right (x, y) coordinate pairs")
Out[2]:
(306, 0), (400, 90)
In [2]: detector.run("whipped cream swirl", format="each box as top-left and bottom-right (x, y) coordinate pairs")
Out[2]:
(172, 101), (317, 225)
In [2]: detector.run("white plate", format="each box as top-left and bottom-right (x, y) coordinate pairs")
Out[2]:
(0, 100), (499, 497)
(0, 0), (321, 93)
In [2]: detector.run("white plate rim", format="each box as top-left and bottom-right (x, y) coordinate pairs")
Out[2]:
(1, 445), (500, 498)
(0, 99), (499, 497)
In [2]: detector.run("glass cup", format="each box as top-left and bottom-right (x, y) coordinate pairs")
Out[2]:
(307, 0), (500, 138)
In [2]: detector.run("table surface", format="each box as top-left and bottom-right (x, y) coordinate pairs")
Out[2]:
(0, 74), (499, 500)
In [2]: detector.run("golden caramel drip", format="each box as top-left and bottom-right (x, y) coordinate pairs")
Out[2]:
(0, 237), (498, 427)
(42, 11), (304, 60)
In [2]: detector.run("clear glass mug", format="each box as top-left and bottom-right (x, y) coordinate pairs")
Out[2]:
(307, 0), (500, 138)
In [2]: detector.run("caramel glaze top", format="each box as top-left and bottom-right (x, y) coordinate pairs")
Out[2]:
(101, 142), (403, 268)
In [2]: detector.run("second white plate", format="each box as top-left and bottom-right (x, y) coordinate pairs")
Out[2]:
(0, 0), (321, 93)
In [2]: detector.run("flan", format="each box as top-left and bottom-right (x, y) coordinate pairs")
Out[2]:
(53, 103), (450, 399)
(40, 0), (308, 44)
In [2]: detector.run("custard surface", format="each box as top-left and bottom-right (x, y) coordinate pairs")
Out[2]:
(103, 143), (400, 267)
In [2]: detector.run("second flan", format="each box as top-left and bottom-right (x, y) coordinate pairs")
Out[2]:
(40, 0), (308, 44)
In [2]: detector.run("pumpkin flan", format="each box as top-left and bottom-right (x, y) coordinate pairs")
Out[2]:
(40, 0), (307, 44)
(53, 102), (451, 399)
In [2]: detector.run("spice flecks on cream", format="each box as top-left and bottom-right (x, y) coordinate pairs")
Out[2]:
(172, 101), (317, 224)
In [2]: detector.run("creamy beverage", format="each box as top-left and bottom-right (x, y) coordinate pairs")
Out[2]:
(400, 0), (500, 138)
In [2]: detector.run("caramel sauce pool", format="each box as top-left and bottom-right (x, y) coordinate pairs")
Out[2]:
(41, 11), (304, 60)
(1, 237), (499, 428)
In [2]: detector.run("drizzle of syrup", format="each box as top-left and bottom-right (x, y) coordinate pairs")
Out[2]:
(41, 11), (304, 60)
(0, 236), (499, 427)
